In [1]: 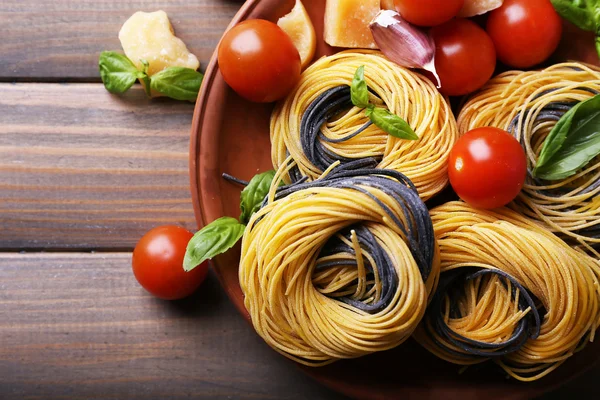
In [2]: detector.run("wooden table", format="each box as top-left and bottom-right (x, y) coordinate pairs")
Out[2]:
(0, 1), (597, 398)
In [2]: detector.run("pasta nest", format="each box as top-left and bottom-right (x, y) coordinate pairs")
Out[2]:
(239, 162), (440, 365)
(271, 50), (459, 201)
(414, 202), (600, 381)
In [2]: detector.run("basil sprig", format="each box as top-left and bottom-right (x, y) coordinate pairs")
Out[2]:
(533, 94), (600, 180)
(139, 59), (152, 97)
(551, 0), (600, 58)
(183, 217), (245, 272)
(240, 170), (277, 224)
(350, 66), (418, 141)
(98, 51), (203, 101)
(150, 67), (203, 101)
(351, 66), (370, 108)
(365, 105), (419, 140)
(183, 170), (277, 271)
(99, 52), (143, 94)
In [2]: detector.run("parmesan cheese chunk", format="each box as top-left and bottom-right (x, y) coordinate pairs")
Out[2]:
(278, 0), (317, 69)
(118, 10), (199, 76)
(324, 0), (380, 49)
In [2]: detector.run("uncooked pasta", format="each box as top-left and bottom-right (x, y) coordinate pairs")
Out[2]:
(457, 62), (600, 254)
(270, 50), (459, 201)
(239, 160), (440, 365)
(414, 201), (600, 381)
(233, 55), (600, 381)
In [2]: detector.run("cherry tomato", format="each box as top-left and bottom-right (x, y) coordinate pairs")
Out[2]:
(393, 0), (465, 27)
(132, 225), (208, 300)
(448, 127), (527, 209)
(218, 19), (301, 103)
(431, 19), (496, 96)
(487, 0), (562, 68)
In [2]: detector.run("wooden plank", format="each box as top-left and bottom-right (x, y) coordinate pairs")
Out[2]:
(0, 83), (197, 250)
(0, 253), (598, 399)
(0, 0), (241, 80)
(0, 253), (347, 399)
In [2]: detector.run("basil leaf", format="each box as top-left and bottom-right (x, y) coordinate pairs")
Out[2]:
(98, 51), (140, 93)
(140, 59), (149, 75)
(365, 105), (418, 140)
(551, 0), (599, 32)
(351, 65), (369, 108)
(534, 94), (600, 180)
(183, 217), (246, 271)
(139, 59), (152, 97)
(240, 170), (277, 224)
(150, 67), (203, 101)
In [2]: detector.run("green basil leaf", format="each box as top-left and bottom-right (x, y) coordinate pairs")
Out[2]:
(150, 67), (203, 101)
(551, 0), (598, 32)
(365, 105), (418, 140)
(534, 94), (600, 180)
(240, 170), (277, 224)
(98, 51), (140, 94)
(137, 59), (152, 97)
(140, 59), (149, 75)
(351, 65), (369, 109)
(183, 217), (246, 271)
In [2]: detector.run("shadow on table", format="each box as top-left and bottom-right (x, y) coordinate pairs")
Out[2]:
(158, 269), (226, 318)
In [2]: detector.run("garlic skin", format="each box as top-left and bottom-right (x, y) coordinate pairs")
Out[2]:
(369, 10), (440, 87)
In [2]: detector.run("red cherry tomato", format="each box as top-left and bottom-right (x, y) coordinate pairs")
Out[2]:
(431, 19), (496, 96)
(393, 0), (465, 27)
(218, 19), (301, 103)
(448, 127), (527, 209)
(487, 0), (562, 68)
(132, 225), (209, 300)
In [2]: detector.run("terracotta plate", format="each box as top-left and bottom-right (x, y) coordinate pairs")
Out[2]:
(190, 1), (600, 398)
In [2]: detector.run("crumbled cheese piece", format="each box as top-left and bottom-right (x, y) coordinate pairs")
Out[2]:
(118, 10), (199, 76)
(324, 0), (380, 49)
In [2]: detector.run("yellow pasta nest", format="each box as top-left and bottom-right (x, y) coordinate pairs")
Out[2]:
(414, 202), (600, 382)
(270, 50), (459, 201)
(239, 164), (440, 365)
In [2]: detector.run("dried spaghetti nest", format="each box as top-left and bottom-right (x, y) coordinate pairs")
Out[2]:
(271, 50), (459, 201)
(239, 160), (440, 366)
(414, 201), (600, 381)
(457, 62), (600, 255)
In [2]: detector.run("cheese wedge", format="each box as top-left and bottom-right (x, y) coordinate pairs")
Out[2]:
(118, 10), (199, 76)
(278, 0), (317, 69)
(324, 0), (380, 49)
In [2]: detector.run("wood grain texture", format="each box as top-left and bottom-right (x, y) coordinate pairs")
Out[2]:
(0, 84), (197, 250)
(0, 1), (598, 397)
(0, 253), (347, 400)
(0, 252), (596, 400)
(0, 0), (242, 80)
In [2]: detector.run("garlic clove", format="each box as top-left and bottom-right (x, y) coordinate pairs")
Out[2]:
(369, 10), (440, 87)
